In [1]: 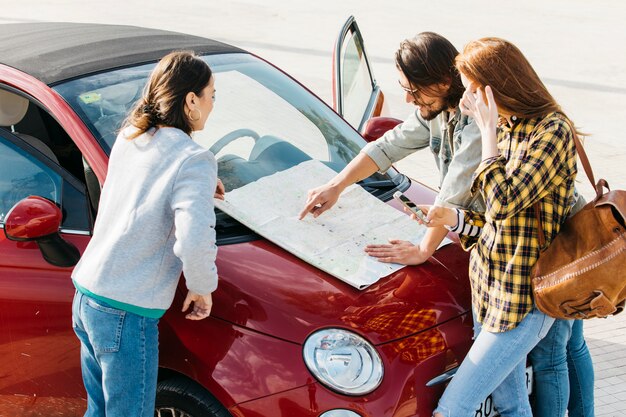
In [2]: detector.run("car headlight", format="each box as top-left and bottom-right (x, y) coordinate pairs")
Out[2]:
(303, 328), (383, 395)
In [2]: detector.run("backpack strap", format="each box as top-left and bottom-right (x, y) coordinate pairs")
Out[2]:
(533, 131), (604, 251)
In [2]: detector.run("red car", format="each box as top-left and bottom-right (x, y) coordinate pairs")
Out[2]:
(0, 19), (483, 417)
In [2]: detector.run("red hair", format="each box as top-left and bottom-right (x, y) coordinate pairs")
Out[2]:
(455, 38), (560, 118)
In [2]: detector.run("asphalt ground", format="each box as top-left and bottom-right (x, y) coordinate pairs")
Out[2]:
(1, 0), (625, 415)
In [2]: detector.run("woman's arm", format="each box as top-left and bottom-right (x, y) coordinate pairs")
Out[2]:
(473, 120), (571, 220)
(460, 85), (573, 221)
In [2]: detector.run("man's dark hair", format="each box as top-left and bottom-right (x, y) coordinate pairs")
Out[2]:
(395, 32), (464, 109)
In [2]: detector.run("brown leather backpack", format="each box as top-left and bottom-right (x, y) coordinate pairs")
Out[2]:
(531, 136), (626, 319)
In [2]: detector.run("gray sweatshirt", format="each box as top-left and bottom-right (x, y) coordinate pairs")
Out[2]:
(72, 126), (218, 311)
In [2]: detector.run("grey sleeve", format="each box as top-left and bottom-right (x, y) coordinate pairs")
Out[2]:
(171, 151), (219, 295)
(362, 110), (431, 172)
(435, 117), (483, 209)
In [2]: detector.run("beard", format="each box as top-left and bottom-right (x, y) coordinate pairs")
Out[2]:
(418, 101), (448, 121)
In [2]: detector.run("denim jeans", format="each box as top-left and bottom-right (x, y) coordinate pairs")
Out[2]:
(567, 320), (595, 417)
(529, 319), (573, 417)
(434, 307), (554, 416)
(529, 319), (595, 417)
(72, 291), (159, 417)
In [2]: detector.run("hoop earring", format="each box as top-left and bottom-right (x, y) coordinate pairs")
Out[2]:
(188, 108), (201, 122)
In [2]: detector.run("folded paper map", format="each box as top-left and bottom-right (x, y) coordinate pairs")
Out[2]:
(215, 160), (450, 289)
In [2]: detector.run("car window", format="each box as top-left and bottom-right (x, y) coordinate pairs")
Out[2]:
(199, 54), (380, 191)
(0, 135), (62, 221)
(334, 17), (379, 131)
(339, 30), (374, 129)
(54, 67), (147, 150)
(54, 54), (394, 190)
(53, 53), (402, 242)
(0, 134), (90, 231)
(195, 70), (327, 160)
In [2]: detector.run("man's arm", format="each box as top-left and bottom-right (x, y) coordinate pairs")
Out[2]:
(299, 152), (378, 219)
(366, 115), (482, 265)
(362, 110), (431, 173)
(300, 111), (430, 219)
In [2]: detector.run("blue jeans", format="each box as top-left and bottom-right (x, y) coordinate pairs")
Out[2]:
(72, 291), (159, 417)
(529, 319), (573, 417)
(529, 319), (595, 417)
(568, 320), (595, 417)
(434, 307), (554, 417)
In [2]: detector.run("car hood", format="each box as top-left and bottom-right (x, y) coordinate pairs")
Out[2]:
(211, 238), (471, 345)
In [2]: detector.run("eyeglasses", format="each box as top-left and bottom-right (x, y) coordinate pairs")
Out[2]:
(398, 80), (436, 107)
(398, 80), (419, 94)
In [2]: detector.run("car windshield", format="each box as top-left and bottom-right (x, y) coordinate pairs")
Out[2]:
(54, 53), (399, 193)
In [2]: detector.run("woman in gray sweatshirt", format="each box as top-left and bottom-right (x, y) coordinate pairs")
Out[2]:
(71, 51), (221, 417)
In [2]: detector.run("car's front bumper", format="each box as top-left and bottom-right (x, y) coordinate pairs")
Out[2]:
(229, 314), (473, 417)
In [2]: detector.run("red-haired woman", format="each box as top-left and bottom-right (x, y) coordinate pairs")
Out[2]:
(418, 38), (582, 416)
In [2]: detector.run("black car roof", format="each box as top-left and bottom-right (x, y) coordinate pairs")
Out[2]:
(0, 22), (245, 85)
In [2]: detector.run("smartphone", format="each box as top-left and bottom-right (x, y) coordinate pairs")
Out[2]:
(393, 191), (430, 224)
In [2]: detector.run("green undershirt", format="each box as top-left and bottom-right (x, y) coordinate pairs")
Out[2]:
(73, 280), (166, 319)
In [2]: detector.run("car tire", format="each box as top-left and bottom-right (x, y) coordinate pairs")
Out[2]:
(155, 377), (231, 417)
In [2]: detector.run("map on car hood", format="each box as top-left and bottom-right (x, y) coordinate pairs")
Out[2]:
(215, 160), (451, 289)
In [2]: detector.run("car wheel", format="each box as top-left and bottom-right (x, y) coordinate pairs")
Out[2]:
(155, 377), (230, 417)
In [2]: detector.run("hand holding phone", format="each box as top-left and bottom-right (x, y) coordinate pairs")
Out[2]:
(393, 191), (430, 224)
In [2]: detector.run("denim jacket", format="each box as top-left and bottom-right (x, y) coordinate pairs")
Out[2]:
(362, 107), (485, 211)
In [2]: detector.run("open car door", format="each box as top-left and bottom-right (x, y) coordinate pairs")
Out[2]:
(333, 16), (385, 132)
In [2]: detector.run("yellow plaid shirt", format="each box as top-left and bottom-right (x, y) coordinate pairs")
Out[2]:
(460, 112), (577, 332)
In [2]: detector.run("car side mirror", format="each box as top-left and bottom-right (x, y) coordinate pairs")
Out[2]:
(4, 196), (81, 267)
(361, 116), (403, 143)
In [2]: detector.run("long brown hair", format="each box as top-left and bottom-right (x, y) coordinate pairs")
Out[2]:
(395, 32), (464, 109)
(124, 50), (212, 139)
(455, 38), (562, 119)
